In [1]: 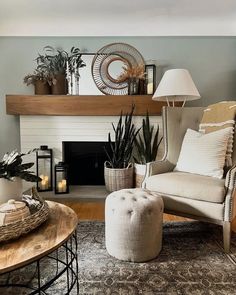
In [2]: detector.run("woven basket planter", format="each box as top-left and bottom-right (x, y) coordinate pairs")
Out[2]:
(104, 162), (134, 192)
(0, 201), (50, 243)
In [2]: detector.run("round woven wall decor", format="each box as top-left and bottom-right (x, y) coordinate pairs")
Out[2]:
(92, 43), (145, 95)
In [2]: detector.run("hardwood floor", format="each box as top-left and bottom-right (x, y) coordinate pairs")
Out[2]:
(49, 198), (236, 233)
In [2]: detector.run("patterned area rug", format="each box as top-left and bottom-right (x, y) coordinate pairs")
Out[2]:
(78, 221), (236, 295)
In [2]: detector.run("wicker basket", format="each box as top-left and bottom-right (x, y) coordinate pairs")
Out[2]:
(0, 201), (50, 243)
(104, 162), (134, 192)
(0, 200), (30, 225)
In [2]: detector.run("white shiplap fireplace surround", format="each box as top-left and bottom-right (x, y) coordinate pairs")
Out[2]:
(20, 115), (163, 172)
(5, 95), (164, 187)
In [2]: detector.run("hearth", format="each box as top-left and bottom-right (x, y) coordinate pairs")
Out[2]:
(63, 141), (109, 185)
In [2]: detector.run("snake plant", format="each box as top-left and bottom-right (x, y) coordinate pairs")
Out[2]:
(104, 105), (140, 168)
(134, 112), (163, 164)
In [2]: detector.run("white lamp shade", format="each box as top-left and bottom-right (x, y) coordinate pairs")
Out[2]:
(152, 69), (201, 102)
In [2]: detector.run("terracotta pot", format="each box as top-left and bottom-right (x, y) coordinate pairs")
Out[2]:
(51, 74), (67, 95)
(34, 80), (51, 95)
(0, 177), (23, 204)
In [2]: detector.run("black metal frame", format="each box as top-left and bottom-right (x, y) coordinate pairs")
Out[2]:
(145, 64), (156, 95)
(0, 231), (78, 295)
(36, 146), (53, 192)
(54, 162), (69, 194)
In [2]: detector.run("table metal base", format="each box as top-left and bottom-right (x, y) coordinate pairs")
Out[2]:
(0, 231), (78, 295)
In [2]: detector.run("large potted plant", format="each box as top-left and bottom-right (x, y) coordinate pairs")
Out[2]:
(134, 113), (163, 187)
(0, 150), (41, 204)
(104, 106), (140, 192)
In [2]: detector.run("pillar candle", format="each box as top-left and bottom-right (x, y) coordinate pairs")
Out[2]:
(58, 182), (63, 193)
(61, 179), (67, 192)
(41, 179), (47, 190)
(147, 82), (154, 95)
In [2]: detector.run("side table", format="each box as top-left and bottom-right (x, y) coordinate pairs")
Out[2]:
(0, 201), (78, 294)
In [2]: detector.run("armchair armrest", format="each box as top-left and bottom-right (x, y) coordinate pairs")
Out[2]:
(141, 160), (175, 188)
(224, 165), (236, 221)
(225, 165), (236, 190)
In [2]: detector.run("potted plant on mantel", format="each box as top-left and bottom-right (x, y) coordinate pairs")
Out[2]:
(24, 46), (86, 95)
(0, 150), (41, 204)
(134, 112), (163, 188)
(104, 105), (140, 192)
(23, 69), (51, 95)
(37, 46), (86, 95)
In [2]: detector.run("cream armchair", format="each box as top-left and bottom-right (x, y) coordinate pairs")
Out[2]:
(142, 106), (236, 253)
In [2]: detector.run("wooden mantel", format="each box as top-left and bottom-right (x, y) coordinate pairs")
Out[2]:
(6, 95), (167, 116)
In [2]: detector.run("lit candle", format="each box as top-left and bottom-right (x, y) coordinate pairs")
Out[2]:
(44, 175), (49, 189)
(41, 179), (47, 190)
(39, 174), (44, 181)
(147, 82), (154, 95)
(61, 179), (67, 192)
(58, 182), (63, 193)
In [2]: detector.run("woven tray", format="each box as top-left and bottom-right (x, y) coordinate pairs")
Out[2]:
(0, 201), (50, 243)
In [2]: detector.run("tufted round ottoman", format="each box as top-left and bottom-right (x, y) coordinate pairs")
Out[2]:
(105, 188), (163, 262)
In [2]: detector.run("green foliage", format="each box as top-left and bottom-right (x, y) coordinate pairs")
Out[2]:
(104, 105), (140, 168)
(23, 69), (50, 86)
(39, 46), (67, 76)
(37, 46), (86, 77)
(24, 46), (86, 86)
(0, 150), (41, 182)
(67, 46), (86, 73)
(134, 112), (163, 164)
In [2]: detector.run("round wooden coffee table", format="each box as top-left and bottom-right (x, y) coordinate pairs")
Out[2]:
(0, 201), (78, 294)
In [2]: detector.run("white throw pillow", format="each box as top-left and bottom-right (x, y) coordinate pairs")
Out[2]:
(174, 128), (231, 179)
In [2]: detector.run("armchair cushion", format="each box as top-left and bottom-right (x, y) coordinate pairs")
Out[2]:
(145, 171), (226, 203)
(174, 128), (232, 179)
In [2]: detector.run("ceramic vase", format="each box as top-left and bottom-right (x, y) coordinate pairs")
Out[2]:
(51, 74), (68, 95)
(134, 163), (147, 188)
(0, 177), (23, 204)
(128, 78), (139, 95)
(34, 80), (51, 95)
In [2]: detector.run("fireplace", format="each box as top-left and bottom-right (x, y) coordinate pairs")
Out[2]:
(63, 141), (109, 185)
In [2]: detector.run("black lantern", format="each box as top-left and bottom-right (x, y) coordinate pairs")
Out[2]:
(145, 64), (156, 95)
(54, 162), (69, 194)
(36, 145), (53, 192)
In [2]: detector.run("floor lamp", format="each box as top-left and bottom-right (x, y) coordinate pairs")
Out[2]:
(152, 69), (201, 106)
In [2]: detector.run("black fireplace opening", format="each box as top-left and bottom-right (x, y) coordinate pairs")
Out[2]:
(63, 141), (109, 185)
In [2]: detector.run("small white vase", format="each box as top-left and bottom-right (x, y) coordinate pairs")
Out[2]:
(0, 177), (23, 204)
(134, 163), (147, 188)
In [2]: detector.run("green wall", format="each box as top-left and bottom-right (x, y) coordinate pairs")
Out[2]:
(0, 36), (236, 156)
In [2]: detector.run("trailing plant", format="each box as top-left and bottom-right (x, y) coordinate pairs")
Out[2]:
(104, 105), (140, 168)
(24, 49), (53, 86)
(0, 150), (41, 182)
(23, 69), (51, 86)
(134, 112), (163, 164)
